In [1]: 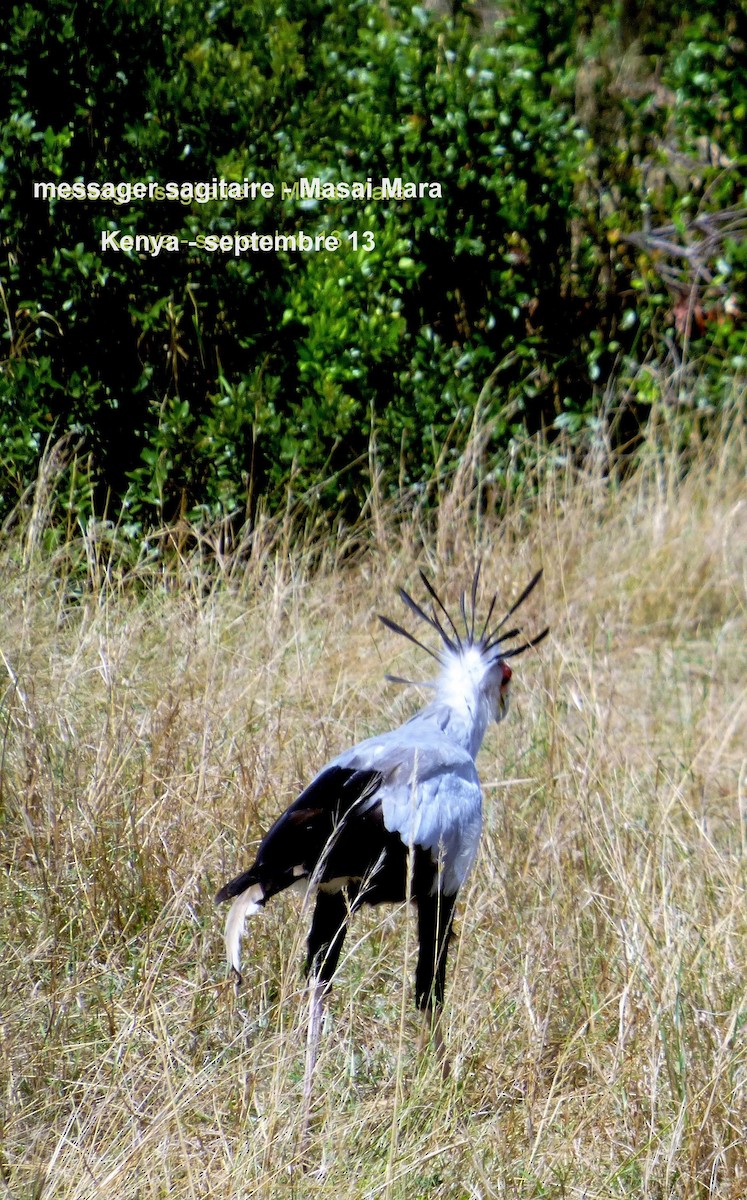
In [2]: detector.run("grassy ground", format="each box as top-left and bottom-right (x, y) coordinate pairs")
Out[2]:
(1, 409), (746, 1198)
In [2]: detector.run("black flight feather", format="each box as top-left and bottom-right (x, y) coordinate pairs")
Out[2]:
(398, 586), (458, 654)
(378, 614), (442, 663)
(418, 571), (464, 648)
(478, 592), (499, 647)
(469, 565), (481, 643)
(485, 568), (544, 649)
(500, 625), (550, 658)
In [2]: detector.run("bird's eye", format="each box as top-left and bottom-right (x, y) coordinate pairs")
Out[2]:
(501, 663), (512, 684)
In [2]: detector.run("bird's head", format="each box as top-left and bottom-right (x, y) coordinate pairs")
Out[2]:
(437, 640), (513, 725)
(379, 566), (548, 728)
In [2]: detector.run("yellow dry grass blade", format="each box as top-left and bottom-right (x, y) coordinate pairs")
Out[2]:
(1, 398), (746, 1198)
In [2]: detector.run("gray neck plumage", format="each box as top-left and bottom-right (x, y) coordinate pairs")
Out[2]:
(407, 690), (493, 760)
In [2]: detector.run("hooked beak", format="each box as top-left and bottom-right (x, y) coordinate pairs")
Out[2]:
(496, 662), (512, 722)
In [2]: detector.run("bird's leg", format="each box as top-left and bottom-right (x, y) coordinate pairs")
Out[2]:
(298, 889), (352, 1157)
(299, 976), (326, 1157)
(415, 889), (457, 1077)
(417, 1004), (451, 1080)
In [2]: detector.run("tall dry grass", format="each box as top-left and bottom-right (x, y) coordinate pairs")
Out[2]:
(1, 399), (746, 1198)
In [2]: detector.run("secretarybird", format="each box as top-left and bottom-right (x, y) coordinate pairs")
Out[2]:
(216, 566), (547, 1104)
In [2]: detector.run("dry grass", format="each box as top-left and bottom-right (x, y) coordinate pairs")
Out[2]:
(1, 404), (746, 1199)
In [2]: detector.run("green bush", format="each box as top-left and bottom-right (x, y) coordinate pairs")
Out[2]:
(1, 0), (744, 535)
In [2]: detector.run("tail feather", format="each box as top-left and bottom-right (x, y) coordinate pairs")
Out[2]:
(224, 883), (264, 979)
(216, 866), (260, 905)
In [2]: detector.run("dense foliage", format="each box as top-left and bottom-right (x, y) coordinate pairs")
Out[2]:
(1, 0), (745, 532)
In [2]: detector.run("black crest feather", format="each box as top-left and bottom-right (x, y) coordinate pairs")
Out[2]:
(380, 566), (548, 667)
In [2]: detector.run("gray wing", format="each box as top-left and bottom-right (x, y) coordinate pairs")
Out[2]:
(331, 717), (483, 895)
